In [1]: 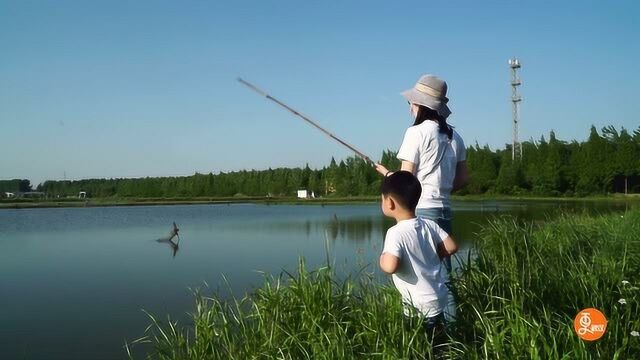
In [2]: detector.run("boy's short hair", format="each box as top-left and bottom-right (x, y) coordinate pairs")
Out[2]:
(380, 171), (422, 211)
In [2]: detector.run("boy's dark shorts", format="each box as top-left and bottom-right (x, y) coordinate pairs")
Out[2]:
(423, 312), (445, 332)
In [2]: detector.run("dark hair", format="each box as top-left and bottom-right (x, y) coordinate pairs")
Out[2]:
(380, 171), (422, 212)
(413, 105), (453, 140)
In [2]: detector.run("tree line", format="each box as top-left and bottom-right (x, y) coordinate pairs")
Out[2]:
(0, 179), (33, 194)
(3, 125), (638, 199)
(466, 125), (640, 196)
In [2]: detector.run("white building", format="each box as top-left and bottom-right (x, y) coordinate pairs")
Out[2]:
(297, 190), (315, 199)
(4, 192), (15, 198)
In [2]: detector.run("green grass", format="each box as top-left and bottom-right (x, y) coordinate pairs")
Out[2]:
(453, 209), (640, 359)
(128, 263), (443, 359)
(130, 209), (640, 359)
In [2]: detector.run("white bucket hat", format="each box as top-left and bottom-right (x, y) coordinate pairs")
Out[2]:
(401, 74), (451, 118)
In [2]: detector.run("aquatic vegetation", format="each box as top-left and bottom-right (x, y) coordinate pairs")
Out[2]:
(131, 209), (640, 359)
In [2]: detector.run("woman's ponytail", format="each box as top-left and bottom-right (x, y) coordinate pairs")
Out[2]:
(413, 105), (453, 140)
(437, 117), (453, 140)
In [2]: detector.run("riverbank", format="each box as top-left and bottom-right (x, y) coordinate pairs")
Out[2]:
(2, 193), (640, 209)
(0, 196), (379, 209)
(131, 208), (640, 359)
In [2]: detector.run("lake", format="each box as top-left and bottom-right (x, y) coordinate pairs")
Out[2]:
(0, 200), (636, 359)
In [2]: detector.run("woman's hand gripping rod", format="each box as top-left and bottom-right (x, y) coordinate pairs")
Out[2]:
(237, 78), (375, 166)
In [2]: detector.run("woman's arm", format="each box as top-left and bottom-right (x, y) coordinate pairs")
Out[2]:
(453, 160), (469, 191)
(374, 163), (390, 177)
(400, 161), (416, 175)
(375, 161), (416, 177)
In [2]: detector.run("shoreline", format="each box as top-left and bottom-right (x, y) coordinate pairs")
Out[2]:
(1, 194), (639, 209)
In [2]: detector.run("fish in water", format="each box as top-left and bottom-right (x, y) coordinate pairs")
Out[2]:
(157, 222), (180, 258)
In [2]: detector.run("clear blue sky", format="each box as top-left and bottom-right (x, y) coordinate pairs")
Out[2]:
(1, 0), (638, 185)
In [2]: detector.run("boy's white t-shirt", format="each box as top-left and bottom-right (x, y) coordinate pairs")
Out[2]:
(382, 217), (449, 317)
(397, 121), (466, 209)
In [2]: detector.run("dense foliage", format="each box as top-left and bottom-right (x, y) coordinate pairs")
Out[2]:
(27, 125), (640, 198)
(35, 156), (394, 199)
(0, 179), (32, 193)
(467, 125), (640, 196)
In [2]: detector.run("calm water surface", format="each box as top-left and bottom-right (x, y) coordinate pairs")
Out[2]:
(0, 200), (636, 359)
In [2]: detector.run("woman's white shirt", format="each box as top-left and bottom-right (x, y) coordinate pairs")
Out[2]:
(397, 121), (465, 209)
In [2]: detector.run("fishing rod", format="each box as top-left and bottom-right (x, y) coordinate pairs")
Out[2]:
(237, 78), (375, 165)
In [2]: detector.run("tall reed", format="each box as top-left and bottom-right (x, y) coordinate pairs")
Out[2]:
(453, 209), (640, 359)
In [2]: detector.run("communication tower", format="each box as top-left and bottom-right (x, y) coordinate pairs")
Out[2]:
(509, 58), (523, 160)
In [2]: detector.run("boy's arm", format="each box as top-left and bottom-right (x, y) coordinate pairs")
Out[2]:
(380, 228), (402, 274)
(436, 235), (458, 259)
(379, 253), (400, 274)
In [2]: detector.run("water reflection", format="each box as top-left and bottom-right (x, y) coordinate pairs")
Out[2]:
(321, 204), (504, 246)
(202, 200), (639, 249)
(155, 222), (181, 258)
(313, 200), (638, 248)
(324, 214), (389, 244)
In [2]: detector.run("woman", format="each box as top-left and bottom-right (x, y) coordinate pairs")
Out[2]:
(376, 74), (468, 282)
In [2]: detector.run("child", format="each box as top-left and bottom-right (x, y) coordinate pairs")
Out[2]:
(379, 171), (458, 330)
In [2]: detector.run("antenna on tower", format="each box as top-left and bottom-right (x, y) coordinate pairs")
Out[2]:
(509, 57), (523, 161)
